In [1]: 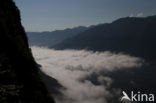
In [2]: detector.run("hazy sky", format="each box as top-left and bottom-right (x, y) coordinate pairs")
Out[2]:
(14, 0), (156, 32)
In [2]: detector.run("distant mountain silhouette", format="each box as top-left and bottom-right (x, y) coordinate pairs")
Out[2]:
(53, 16), (156, 60)
(0, 0), (55, 102)
(27, 26), (88, 47)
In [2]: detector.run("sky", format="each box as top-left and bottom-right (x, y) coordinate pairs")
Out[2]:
(14, 0), (156, 32)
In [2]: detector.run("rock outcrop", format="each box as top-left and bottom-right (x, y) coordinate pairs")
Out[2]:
(0, 0), (55, 102)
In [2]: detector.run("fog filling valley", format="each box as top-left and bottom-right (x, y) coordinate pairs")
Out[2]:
(31, 46), (145, 103)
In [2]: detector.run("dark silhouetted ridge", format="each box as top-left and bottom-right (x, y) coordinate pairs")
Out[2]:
(0, 0), (55, 102)
(53, 16), (156, 60)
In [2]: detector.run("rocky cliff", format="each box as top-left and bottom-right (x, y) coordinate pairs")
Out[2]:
(0, 0), (55, 102)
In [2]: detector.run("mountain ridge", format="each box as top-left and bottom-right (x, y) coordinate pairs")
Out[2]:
(52, 15), (156, 60)
(27, 26), (88, 47)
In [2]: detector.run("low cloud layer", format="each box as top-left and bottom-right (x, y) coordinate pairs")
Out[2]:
(31, 46), (144, 103)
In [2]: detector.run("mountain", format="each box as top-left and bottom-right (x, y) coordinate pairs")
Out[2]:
(53, 16), (156, 60)
(0, 0), (55, 102)
(27, 26), (88, 47)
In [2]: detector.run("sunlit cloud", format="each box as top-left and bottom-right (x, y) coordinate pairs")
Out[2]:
(137, 13), (143, 17)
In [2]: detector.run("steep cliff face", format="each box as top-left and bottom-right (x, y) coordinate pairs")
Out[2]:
(0, 0), (55, 102)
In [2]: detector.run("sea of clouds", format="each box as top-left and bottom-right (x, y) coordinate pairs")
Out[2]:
(31, 46), (144, 103)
